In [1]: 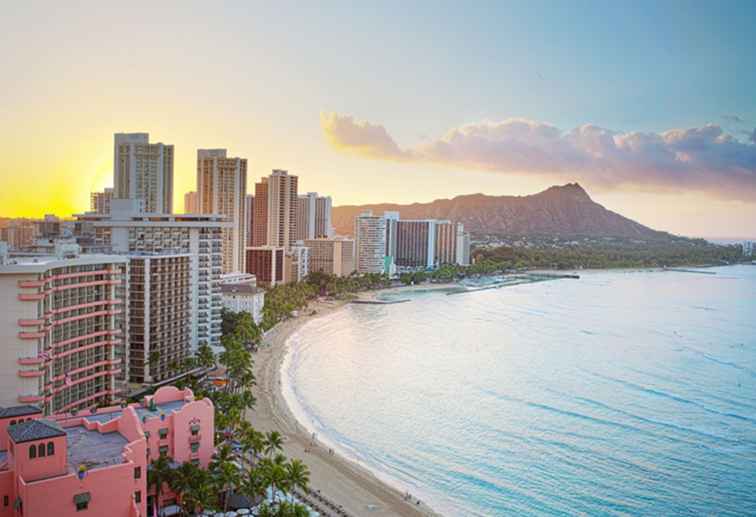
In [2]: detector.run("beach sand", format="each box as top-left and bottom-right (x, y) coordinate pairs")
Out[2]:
(245, 297), (442, 517)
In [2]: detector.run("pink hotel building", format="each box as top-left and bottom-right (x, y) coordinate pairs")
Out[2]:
(0, 386), (213, 517)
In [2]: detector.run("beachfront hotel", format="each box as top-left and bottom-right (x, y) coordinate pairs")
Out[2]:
(0, 385), (214, 517)
(304, 237), (355, 277)
(113, 133), (174, 215)
(252, 170), (299, 250)
(245, 246), (285, 287)
(354, 210), (394, 274)
(196, 149), (248, 274)
(0, 242), (129, 415)
(75, 199), (230, 352)
(295, 193), (333, 240)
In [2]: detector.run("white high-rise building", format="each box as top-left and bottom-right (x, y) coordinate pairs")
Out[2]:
(355, 211), (388, 274)
(113, 133), (174, 214)
(76, 199), (230, 351)
(196, 149), (247, 273)
(266, 170), (298, 249)
(297, 193), (333, 240)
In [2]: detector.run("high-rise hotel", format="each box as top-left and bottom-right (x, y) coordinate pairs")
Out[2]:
(113, 133), (174, 214)
(196, 149), (247, 273)
(0, 242), (129, 414)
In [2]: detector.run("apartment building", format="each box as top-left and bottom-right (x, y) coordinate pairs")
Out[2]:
(244, 195), (254, 247)
(0, 386), (214, 517)
(90, 188), (114, 215)
(196, 149), (247, 273)
(254, 170), (298, 249)
(354, 211), (390, 274)
(113, 133), (174, 214)
(183, 191), (199, 214)
(296, 193), (333, 240)
(245, 247), (285, 287)
(221, 284), (264, 325)
(75, 199), (230, 351)
(0, 242), (129, 415)
(127, 254), (191, 385)
(251, 180), (268, 247)
(304, 238), (355, 277)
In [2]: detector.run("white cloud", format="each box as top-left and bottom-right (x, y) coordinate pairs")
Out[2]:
(321, 113), (756, 201)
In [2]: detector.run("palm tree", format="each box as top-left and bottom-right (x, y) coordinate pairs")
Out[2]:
(170, 461), (216, 515)
(260, 453), (290, 507)
(147, 455), (174, 516)
(264, 431), (283, 458)
(210, 444), (241, 512)
(285, 459), (310, 496)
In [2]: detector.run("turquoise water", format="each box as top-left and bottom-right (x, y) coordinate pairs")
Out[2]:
(282, 266), (756, 516)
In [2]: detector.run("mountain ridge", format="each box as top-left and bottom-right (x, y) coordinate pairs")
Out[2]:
(332, 183), (673, 240)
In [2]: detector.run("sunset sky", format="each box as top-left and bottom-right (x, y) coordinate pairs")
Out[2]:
(2, 1), (755, 238)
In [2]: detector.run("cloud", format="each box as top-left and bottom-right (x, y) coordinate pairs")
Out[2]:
(722, 114), (746, 124)
(321, 112), (756, 201)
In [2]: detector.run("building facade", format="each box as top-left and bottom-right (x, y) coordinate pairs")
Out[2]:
(244, 195), (254, 247)
(220, 284), (264, 325)
(76, 200), (230, 351)
(245, 247), (285, 287)
(395, 220), (437, 271)
(183, 191), (199, 214)
(0, 243), (129, 415)
(0, 386), (214, 517)
(196, 149), (247, 274)
(265, 170), (298, 249)
(90, 188), (114, 215)
(127, 254), (191, 385)
(284, 246), (309, 284)
(295, 193), (333, 241)
(354, 211), (389, 274)
(251, 179), (268, 247)
(304, 238), (355, 277)
(113, 133), (174, 214)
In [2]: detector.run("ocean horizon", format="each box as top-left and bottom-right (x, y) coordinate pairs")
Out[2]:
(281, 265), (756, 516)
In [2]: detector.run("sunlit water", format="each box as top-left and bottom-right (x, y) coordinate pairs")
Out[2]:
(281, 266), (756, 516)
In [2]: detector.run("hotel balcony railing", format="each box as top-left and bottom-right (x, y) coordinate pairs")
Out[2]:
(18, 369), (44, 378)
(188, 434), (201, 443)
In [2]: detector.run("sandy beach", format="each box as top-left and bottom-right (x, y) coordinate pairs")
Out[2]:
(245, 297), (442, 517)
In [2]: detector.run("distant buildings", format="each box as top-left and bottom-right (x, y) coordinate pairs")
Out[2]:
(354, 211), (471, 274)
(245, 194), (254, 247)
(246, 246), (285, 287)
(113, 133), (174, 214)
(257, 170), (298, 249)
(286, 245), (310, 283)
(305, 238), (355, 277)
(75, 199), (230, 352)
(0, 242), (129, 414)
(743, 241), (754, 257)
(221, 283), (265, 325)
(296, 193), (333, 240)
(0, 386), (215, 516)
(90, 188), (113, 214)
(0, 220), (36, 250)
(196, 149), (247, 273)
(355, 211), (390, 274)
(184, 191), (199, 214)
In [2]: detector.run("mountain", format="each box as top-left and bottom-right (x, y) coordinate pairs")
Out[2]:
(332, 183), (671, 239)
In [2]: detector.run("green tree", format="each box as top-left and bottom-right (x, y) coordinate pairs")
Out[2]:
(147, 455), (174, 515)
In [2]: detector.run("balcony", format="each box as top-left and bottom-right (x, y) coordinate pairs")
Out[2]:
(18, 331), (46, 339)
(18, 370), (43, 378)
(18, 318), (45, 327)
(18, 293), (45, 301)
(18, 279), (44, 288)
(18, 394), (45, 403)
(18, 357), (45, 366)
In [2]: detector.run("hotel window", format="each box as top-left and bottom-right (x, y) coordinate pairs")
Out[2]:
(29, 446), (36, 459)
(134, 466), (141, 479)
(190, 424), (200, 436)
(38, 443), (45, 457)
(158, 428), (168, 439)
(134, 491), (141, 504)
(191, 459), (200, 467)
(3, 495), (7, 506)
(190, 442), (200, 453)
(47, 442), (54, 456)
(159, 445), (169, 456)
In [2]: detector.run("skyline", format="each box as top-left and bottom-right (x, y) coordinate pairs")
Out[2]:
(2, 1), (756, 238)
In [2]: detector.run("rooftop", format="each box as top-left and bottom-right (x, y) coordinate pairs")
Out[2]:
(8, 420), (66, 444)
(81, 399), (188, 425)
(0, 405), (42, 419)
(65, 425), (128, 471)
(220, 284), (263, 295)
(0, 253), (128, 273)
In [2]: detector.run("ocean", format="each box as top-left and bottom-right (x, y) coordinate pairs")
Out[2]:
(281, 266), (756, 516)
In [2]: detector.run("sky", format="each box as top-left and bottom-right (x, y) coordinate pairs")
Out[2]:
(1, 1), (755, 238)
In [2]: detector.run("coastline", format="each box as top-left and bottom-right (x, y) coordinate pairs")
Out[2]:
(246, 296), (442, 517)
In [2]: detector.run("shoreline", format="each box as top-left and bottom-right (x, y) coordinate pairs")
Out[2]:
(246, 296), (442, 517)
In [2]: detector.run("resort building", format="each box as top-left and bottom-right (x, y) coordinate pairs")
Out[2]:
(395, 220), (437, 271)
(255, 170), (298, 250)
(127, 254), (191, 385)
(304, 238), (355, 277)
(183, 191), (199, 214)
(196, 149), (248, 274)
(113, 133), (174, 214)
(251, 180), (268, 247)
(221, 283), (265, 325)
(0, 385), (214, 517)
(0, 221), (36, 250)
(75, 199), (230, 351)
(90, 188), (114, 215)
(354, 211), (389, 274)
(0, 242), (129, 415)
(34, 215), (62, 240)
(296, 193), (333, 240)
(245, 246), (285, 287)
(244, 195), (254, 247)
(284, 245), (309, 284)
(219, 272), (257, 286)
(456, 225), (471, 266)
